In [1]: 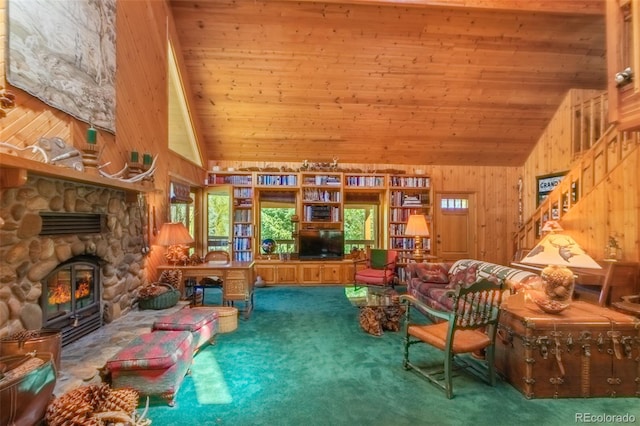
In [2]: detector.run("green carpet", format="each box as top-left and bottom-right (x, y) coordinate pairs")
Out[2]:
(144, 286), (639, 426)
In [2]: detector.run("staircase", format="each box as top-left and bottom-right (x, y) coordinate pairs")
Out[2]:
(514, 93), (640, 253)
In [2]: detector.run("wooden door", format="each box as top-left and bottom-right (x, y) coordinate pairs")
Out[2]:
(434, 192), (476, 261)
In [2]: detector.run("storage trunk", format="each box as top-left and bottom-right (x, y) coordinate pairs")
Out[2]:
(495, 300), (640, 399)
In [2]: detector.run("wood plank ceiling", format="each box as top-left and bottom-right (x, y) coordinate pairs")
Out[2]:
(169, 0), (607, 167)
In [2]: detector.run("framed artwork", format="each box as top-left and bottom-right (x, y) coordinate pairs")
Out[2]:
(7, 0), (116, 132)
(536, 171), (567, 206)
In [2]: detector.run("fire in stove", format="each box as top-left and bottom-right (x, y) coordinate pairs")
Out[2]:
(48, 277), (91, 305)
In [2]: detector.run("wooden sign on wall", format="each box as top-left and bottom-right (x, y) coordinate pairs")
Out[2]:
(536, 171), (567, 207)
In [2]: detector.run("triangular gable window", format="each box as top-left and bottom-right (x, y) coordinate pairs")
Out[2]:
(168, 41), (202, 166)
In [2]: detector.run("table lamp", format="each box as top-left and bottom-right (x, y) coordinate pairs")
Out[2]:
(156, 222), (194, 265)
(521, 233), (601, 311)
(405, 214), (430, 262)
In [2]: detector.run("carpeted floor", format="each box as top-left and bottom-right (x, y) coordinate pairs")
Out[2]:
(144, 286), (639, 426)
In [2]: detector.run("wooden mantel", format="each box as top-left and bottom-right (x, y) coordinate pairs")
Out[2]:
(0, 153), (153, 198)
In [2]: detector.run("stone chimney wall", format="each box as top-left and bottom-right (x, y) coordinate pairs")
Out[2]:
(0, 176), (148, 338)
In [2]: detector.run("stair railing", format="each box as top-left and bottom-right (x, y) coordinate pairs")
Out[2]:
(515, 122), (639, 253)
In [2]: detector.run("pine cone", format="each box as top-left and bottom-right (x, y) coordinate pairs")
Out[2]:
(158, 269), (182, 287)
(98, 387), (140, 414)
(45, 384), (109, 426)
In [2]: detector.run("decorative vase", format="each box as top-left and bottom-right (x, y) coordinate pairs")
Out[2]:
(541, 264), (575, 304)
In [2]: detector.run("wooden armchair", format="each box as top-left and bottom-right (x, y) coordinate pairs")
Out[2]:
(597, 261), (640, 317)
(353, 249), (398, 288)
(598, 261), (640, 306)
(400, 278), (504, 399)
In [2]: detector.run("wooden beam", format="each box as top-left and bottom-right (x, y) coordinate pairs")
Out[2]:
(279, 0), (605, 15)
(0, 167), (27, 188)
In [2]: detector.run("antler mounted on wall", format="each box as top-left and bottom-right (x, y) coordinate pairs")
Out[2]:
(0, 85), (16, 118)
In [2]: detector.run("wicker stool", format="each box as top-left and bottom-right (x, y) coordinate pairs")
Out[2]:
(152, 308), (219, 352)
(106, 331), (193, 406)
(198, 306), (238, 333)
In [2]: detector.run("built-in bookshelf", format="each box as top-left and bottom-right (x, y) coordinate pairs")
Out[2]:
(206, 171), (433, 263)
(300, 172), (342, 227)
(388, 174), (432, 268)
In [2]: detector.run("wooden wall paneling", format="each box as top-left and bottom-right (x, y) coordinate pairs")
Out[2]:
(0, 0), (4, 85)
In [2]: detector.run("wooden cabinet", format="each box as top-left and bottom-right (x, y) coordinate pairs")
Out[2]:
(254, 261), (297, 284)
(607, 0), (640, 131)
(276, 264), (298, 284)
(319, 263), (343, 283)
(254, 260), (354, 285)
(299, 263), (322, 283)
(298, 262), (344, 284)
(388, 175), (432, 266)
(254, 263), (276, 283)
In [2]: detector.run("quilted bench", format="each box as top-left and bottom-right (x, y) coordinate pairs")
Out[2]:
(152, 308), (219, 352)
(105, 330), (193, 406)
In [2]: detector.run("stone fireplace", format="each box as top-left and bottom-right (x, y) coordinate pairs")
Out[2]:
(0, 175), (148, 344)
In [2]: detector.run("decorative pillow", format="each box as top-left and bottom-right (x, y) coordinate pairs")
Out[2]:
(446, 264), (478, 289)
(414, 263), (449, 283)
(370, 249), (389, 269)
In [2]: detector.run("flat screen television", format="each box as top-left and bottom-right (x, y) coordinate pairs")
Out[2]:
(298, 229), (344, 260)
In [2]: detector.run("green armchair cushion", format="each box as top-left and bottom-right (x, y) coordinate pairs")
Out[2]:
(370, 249), (389, 269)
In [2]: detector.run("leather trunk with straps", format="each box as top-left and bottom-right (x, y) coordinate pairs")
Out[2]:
(495, 300), (640, 399)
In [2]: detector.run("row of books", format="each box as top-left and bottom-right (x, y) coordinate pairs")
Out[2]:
(256, 174), (298, 186)
(233, 224), (253, 236)
(302, 188), (341, 202)
(389, 176), (430, 188)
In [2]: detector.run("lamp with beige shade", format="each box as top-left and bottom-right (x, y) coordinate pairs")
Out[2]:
(521, 233), (601, 313)
(404, 214), (430, 263)
(156, 222), (195, 265)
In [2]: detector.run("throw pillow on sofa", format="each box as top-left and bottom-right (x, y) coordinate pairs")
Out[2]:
(446, 264), (478, 289)
(412, 263), (449, 283)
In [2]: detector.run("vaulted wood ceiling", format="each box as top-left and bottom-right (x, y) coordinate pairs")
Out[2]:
(169, 0), (607, 167)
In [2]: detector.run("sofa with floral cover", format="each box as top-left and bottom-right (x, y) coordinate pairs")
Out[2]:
(406, 259), (543, 314)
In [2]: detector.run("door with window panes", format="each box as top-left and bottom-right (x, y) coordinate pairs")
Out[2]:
(204, 186), (232, 254)
(435, 192), (476, 261)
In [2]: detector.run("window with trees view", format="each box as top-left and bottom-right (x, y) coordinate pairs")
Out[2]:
(259, 190), (297, 254)
(170, 182), (196, 254)
(206, 189), (231, 252)
(344, 204), (379, 252)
